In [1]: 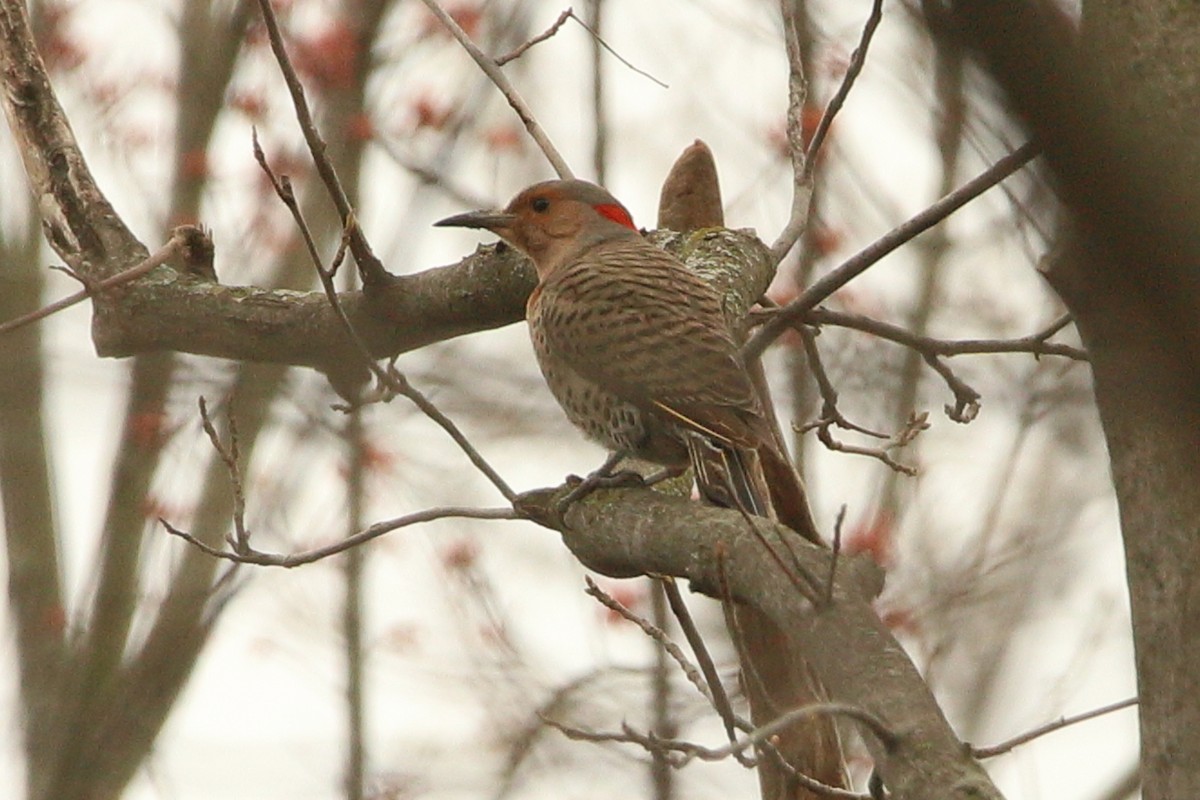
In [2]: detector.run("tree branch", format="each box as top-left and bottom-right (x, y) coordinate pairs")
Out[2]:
(806, 308), (1087, 361)
(419, 0), (573, 179)
(252, 0), (389, 286)
(971, 696), (1137, 759)
(0, 0), (144, 271)
(749, 141), (1040, 358)
(514, 484), (1005, 800)
(0, 230), (187, 335)
(164, 505), (518, 568)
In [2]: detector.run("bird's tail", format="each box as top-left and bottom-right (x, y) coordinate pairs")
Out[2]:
(685, 434), (819, 545)
(686, 434), (847, 799)
(685, 434), (770, 517)
(757, 443), (821, 545)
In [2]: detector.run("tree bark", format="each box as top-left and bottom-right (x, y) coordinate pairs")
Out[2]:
(949, 3), (1200, 798)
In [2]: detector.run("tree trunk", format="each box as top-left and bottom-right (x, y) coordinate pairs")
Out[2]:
(950, 3), (1200, 797)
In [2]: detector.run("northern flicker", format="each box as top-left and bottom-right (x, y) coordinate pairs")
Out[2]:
(439, 179), (844, 799)
(436, 179), (814, 536)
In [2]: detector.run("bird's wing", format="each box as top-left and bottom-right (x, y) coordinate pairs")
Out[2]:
(533, 238), (765, 447)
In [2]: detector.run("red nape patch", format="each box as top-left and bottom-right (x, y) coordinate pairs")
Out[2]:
(594, 203), (637, 230)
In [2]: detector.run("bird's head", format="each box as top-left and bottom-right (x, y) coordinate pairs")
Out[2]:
(435, 179), (639, 278)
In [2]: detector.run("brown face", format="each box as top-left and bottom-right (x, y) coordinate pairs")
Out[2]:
(500, 185), (586, 262)
(435, 179), (637, 278)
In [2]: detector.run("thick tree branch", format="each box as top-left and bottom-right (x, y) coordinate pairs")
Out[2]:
(85, 246), (534, 365)
(83, 229), (772, 383)
(0, 0), (143, 271)
(515, 484), (1005, 800)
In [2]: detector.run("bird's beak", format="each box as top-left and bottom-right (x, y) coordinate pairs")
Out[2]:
(434, 210), (517, 232)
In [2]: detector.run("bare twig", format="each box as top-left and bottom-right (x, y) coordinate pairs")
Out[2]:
(252, 0), (390, 285)
(972, 697), (1138, 758)
(253, 130), (518, 502)
(1032, 312), (1073, 341)
(922, 351), (981, 423)
(700, 702), (897, 762)
(163, 505), (518, 567)
(659, 576), (751, 763)
(381, 363), (518, 500)
(569, 7), (667, 89)
(797, 327), (924, 473)
(804, 0), (884, 173)
(419, 0), (574, 179)
(826, 505), (846, 606)
(0, 232), (185, 335)
(714, 545), (867, 799)
(198, 397), (250, 552)
(546, 700), (890, 781)
(807, 308), (1088, 361)
(542, 719), (868, 799)
(585, 577), (848, 795)
(750, 141), (1041, 358)
(584, 577), (712, 702)
(785, 306), (1080, 428)
(495, 8), (573, 65)
(252, 130), (397, 393)
(771, 0), (811, 262)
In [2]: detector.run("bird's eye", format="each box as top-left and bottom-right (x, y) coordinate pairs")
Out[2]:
(531, 197), (550, 213)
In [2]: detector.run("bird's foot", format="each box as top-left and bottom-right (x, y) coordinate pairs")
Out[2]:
(556, 453), (644, 520)
(640, 465), (689, 487)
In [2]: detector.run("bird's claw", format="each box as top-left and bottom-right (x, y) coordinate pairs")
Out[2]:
(555, 464), (646, 521)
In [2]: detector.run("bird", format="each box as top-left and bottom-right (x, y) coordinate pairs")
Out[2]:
(439, 179), (844, 799)
(436, 179), (815, 540)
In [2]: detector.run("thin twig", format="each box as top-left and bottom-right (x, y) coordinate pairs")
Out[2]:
(590, 577), (851, 794)
(697, 702), (897, 762)
(1033, 312), (1073, 341)
(495, 8), (572, 65)
(825, 505), (846, 606)
(771, 0), (811, 263)
(972, 697), (1138, 758)
(804, 0), (884, 173)
(419, 0), (574, 179)
(197, 396), (251, 554)
(806, 308), (1088, 361)
(0, 232), (185, 335)
(569, 8), (667, 89)
(583, 577), (712, 703)
(252, 130), (396, 393)
(492, 6), (666, 86)
(546, 699), (893, 772)
(676, 565), (863, 797)
(253, 130), (518, 502)
(922, 351), (981, 423)
(750, 141), (1041, 358)
(252, 0), (390, 285)
(382, 363), (518, 500)
(797, 326), (923, 473)
(163, 506), (518, 567)
(659, 575), (751, 763)
(714, 544), (863, 798)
